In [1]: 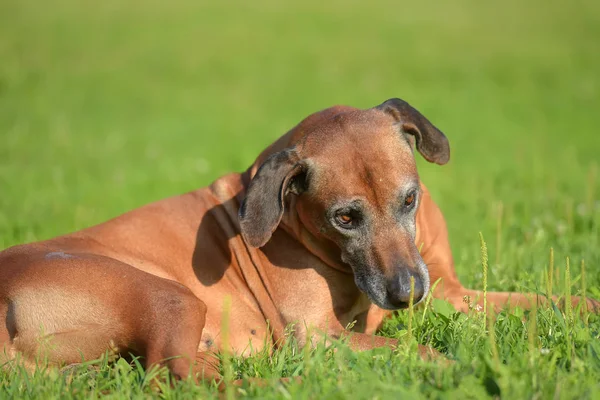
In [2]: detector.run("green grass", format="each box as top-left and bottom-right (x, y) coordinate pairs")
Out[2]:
(1, 0), (600, 398)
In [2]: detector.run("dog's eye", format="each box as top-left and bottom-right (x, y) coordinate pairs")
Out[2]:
(336, 213), (353, 226)
(333, 206), (362, 230)
(404, 191), (416, 209)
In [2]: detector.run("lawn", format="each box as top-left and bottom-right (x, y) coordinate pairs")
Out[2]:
(1, 0), (600, 398)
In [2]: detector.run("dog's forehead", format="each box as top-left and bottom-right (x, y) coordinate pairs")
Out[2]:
(302, 110), (418, 205)
(301, 110), (403, 154)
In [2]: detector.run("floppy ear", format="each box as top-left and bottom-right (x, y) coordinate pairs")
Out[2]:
(376, 98), (450, 165)
(239, 149), (306, 248)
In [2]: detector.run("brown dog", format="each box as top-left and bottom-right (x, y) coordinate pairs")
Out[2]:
(0, 98), (596, 380)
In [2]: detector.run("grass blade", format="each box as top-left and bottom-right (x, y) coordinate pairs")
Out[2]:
(479, 232), (489, 328)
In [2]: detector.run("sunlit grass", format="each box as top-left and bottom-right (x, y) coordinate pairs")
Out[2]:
(1, 0), (600, 398)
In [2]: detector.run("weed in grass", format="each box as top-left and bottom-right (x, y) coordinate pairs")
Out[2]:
(581, 259), (588, 327)
(479, 232), (489, 326)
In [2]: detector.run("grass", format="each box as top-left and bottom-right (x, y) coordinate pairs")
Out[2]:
(1, 0), (600, 398)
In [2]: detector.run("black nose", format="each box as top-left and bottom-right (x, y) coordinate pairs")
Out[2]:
(386, 269), (424, 309)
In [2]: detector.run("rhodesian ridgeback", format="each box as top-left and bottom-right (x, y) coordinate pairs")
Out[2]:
(1, 98), (596, 380)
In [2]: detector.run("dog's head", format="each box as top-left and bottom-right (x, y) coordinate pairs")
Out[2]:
(239, 98), (449, 310)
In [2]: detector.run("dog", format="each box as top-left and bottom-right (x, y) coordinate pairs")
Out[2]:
(1, 98), (596, 380)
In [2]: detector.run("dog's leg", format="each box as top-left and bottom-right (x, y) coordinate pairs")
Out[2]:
(217, 332), (441, 391)
(138, 284), (209, 381)
(445, 288), (599, 314)
(417, 194), (600, 313)
(346, 333), (441, 360)
(422, 227), (599, 314)
(0, 250), (210, 379)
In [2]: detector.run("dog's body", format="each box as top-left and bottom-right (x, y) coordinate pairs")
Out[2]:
(0, 100), (595, 379)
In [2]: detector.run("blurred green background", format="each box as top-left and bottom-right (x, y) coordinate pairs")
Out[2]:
(1, 0), (599, 293)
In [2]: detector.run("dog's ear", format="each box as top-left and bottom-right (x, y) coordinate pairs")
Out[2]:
(239, 149), (306, 248)
(376, 98), (450, 165)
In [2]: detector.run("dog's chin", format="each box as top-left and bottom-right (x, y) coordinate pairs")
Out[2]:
(355, 275), (426, 311)
(354, 275), (406, 311)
